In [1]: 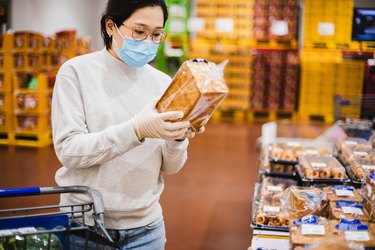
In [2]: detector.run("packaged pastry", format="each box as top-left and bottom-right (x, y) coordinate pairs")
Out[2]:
(282, 186), (328, 220)
(362, 195), (375, 222)
(329, 200), (371, 221)
(347, 158), (375, 183)
(331, 219), (375, 247)
(259, 149), (296, 176)
(342, 145), (375, 164)
(156, 58), (229, 135)
(258, 176), (297, 204)
(253, 203), (290, 229)
(289, 215), (332, 249)
(293, 238), (365, 250)
(267, 141), (303, 163)
(323, 185), (362, 202)
(298, 156), (348, 182)
(362, 172), (375, 201)
(295, 147), (333, 160)
(335, 137), (370, 154)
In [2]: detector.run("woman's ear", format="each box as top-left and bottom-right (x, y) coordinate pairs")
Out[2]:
(106, 19), (114, 37)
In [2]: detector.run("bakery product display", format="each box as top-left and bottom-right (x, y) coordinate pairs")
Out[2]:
(156, 58), (229, 134)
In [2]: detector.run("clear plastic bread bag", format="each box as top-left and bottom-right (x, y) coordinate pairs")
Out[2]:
(156, 58), (229, 136)
(282, 186), (328, 220)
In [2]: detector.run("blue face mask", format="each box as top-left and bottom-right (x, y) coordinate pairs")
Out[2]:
(113, 25), (159, 67)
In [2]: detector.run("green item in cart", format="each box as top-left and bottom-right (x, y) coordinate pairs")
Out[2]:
(0, 227), (63, 250)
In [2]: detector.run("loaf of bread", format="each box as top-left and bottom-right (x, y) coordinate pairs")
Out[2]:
(156, 59), (229, 133)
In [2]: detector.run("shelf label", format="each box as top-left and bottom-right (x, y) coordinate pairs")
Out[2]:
(342, 206), (364, 215)
(362, 165), (375, 170)
(263, 206), (281, 213)
(345, 231), (370, 241)
(267, 185), (283, 192)
(345, 140), (358, 145)
(353, 151), (368, 156)
(287, 142), (301, 147)
(311, 162), (327, 168)
(301, 224), (326, 235)
(335, 189), (354, 197)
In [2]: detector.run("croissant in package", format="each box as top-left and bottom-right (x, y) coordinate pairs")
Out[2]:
(156, 59), (229, 134)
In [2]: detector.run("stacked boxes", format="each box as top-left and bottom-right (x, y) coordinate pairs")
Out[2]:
(303, 0), (354, 48)
(0, 34), (14, 144)
(299, 49), (365, 123)
(251, 49), (299, 112)
(252, 0), (299, 44)
(196, 0), (254, 40)
(0, 31), (91, 147)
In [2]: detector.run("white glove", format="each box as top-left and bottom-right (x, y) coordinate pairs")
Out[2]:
(132, 100), (190, 141)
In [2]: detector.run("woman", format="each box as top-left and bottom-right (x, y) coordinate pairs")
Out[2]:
(52, 0), (202, 249)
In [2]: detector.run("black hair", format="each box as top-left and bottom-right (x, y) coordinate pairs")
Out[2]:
(100, 0), (168, 49)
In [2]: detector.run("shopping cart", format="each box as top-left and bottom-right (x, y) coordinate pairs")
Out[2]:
(0, 186), (115, 249)
(334, 94), (375, 121)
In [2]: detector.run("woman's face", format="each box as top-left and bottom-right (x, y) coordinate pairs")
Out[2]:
(107, 6), (164, 59)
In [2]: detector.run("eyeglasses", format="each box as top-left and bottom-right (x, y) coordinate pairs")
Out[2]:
(121, 24), (167, 44)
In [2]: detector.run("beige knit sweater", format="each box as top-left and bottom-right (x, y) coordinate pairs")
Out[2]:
(51, 48), (189, 229)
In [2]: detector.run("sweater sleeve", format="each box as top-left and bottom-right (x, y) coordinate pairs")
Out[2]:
(161, 139), (189, 174)
(51, 72), (142, 169)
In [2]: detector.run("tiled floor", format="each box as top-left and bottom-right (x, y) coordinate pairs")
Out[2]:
(0, 121), (328, 250)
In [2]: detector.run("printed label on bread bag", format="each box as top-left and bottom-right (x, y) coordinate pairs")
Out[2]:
(335, 189), (354, 197)
(301, 224), (326, 235)
(341, 206), (364, 215)
(345, 231), (370, 241)
(353, 151), (368, 156)
(362, 165), (375, 171)
(311, 162), (327, 168)
(267, 185), (283, 192)
(287, 142), (301, 147)
(345, 141), (358, 145)
(263, 206), (281, 213)
(305, 150), (319, 155)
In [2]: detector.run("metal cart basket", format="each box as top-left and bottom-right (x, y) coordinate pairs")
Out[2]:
(0, 186), (115, 249)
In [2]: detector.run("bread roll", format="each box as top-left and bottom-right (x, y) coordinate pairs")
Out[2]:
(255, 212), (268, 224)
(319, 168), (331, 179)
(331, 167), (346, 179)
(156, 59), (229, 133)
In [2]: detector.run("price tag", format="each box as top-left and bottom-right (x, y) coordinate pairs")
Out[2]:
(263, 206), (281, 213)
(353, 151), (368, 156)
(342, 206), (364, 215)
(335, 189), (354, 197)
(362, 165), (375, 170)
(305, 150), (319, 155)
(267, 185), (283, 192)
(287, 142), (301, 147)
(311, 162), (327, 168)
(345, 140), (358, 145)
(345, 231), (370, 241)
(301, 224), (326, 235)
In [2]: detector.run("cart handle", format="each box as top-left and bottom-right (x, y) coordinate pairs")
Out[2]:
(0, 186), (104, 213)
(0, 186), (113, 243)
